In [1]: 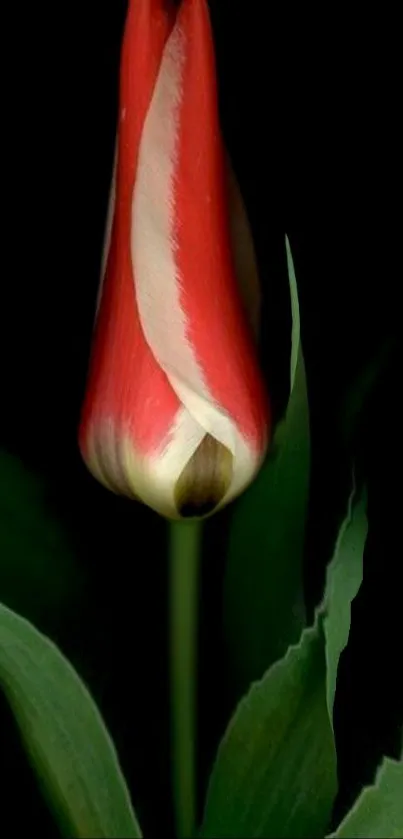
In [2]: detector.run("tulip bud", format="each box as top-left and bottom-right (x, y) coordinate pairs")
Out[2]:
(79, 0), (270, 519)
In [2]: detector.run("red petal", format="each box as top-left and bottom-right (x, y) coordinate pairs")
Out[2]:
(80, 0), (179, 460)
(173, 0), (269, 452)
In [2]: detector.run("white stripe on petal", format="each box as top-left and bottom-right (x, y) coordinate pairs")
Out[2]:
(131, 23), (205, 393)
(132, 25), (230, 431)
(130, 17), (261, 502)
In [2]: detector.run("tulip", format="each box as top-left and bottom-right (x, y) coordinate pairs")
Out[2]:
(79, 0), (270, 519)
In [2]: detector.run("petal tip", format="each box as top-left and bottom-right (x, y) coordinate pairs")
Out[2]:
(174, 433), (233, 518)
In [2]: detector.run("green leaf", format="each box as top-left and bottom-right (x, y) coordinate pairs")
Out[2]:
(0, 602), (142, 839)
(200, 622), (337, 839)
(329, 754), (403, 838)
(321, 483), (368, 723)
(200, 484), (368, 838)
(223, 235), (310, 684)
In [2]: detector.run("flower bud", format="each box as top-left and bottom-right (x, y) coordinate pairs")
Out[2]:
(79, 0), (270, 519)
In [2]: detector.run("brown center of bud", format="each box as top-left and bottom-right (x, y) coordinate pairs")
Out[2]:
(174, 433), (233, 518)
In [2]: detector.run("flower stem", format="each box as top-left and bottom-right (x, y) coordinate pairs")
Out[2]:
(169, 520), (202, 838)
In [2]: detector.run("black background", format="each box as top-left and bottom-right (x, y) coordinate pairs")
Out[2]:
(0, 0), (401, 835)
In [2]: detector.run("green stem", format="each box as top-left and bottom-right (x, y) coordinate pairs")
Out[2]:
(169, 520), (202, 838)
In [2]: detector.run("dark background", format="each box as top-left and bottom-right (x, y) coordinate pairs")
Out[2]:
(0, 0), (401, 835)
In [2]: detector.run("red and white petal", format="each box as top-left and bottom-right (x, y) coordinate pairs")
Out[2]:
(79, 0), (270, 519)
(131, 0), (269, 502)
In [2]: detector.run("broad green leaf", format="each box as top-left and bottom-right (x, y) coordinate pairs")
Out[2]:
(200, 621), (337, 838)
(200, 485), (368, 838)
(321, 483), (368, 722)
(0, 449), (84, 625)
(223, 235), (309, 684)
(0, 602), (142, 839)
(329, 754), (403, 838)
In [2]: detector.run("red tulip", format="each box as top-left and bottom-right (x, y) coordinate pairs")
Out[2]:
(79, 0), (270, 519)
